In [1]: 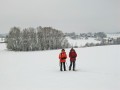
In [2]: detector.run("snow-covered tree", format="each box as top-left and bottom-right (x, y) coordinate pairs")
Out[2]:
(7, 26), (70, 51)
(28, 27), (37, 51)
(7, 27), (21, 51)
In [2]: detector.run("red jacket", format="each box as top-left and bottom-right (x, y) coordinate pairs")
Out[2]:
(69, 51), (77, 61)
(59, 51), (67, 62)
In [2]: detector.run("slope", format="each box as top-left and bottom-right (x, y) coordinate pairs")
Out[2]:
(0, 43), (120, 90)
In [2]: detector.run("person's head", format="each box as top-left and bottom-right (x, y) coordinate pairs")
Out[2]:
(61, 49), (65, 52)
(70, 48), (75, 52)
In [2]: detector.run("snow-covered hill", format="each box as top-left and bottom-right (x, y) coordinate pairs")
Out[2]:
(0, 38), (5, 43)
(66, 37), (101, 47)
(107, 33), (120, 39)
(67, 33), (120, 47)
(0, 43), (120, 90)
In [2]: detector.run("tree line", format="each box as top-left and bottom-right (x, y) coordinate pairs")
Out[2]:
(6, 26), (70, 51)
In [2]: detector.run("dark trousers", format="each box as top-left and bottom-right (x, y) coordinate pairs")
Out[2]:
(60, 62), (66, 71)
(69, 61), (75, 70)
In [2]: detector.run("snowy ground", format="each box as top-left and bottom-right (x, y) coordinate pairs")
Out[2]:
(0, 38), (5, 43)
(107, 33), (120, 39)
(67, 37), (101, 47)
(67, 33), (120, 47)
(0, 43), (120, 90)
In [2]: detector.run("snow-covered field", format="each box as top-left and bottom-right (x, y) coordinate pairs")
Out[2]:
(0, 38), (5, 43)
(67, 33), (120, 47)
(107, 33), (120, 39)
(67, 37), (101, 47)
(0, 43), (120, 90)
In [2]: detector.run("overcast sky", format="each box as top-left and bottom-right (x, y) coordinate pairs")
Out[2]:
(0, 0), (120, 34)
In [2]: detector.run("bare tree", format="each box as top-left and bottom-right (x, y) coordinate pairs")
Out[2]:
(7, 26), (70, 51)
(7, 27), (21, 51)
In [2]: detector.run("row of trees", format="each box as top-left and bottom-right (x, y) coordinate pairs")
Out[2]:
(6, 26), (70, 51)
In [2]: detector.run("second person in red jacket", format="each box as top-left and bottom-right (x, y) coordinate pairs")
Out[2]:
(69, 48), (77, 71)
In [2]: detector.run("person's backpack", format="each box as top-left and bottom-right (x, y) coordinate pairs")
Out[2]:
(61, 53), (66, 59)
(71, 52), (76, 58)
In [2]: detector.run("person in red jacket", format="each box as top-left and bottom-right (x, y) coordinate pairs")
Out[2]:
(69, 48), (77, 71)
(59, 49), (67, 71)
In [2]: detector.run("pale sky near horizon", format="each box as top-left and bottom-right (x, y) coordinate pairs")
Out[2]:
(0, 0), (120, 34)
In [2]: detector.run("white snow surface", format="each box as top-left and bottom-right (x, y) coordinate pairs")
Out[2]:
(107, 33), (120, 39)
(0, 43), (120, 90)
(67, 37), (101, 47)
(0, 38), (5, 43)
(67, 33), (120, 47)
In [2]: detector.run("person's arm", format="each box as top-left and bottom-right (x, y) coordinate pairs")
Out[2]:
(59, 53), (61, 59)
(65, 52), (67, 59)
